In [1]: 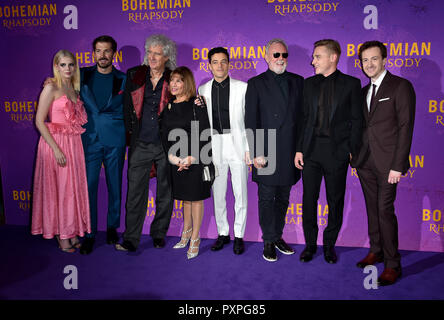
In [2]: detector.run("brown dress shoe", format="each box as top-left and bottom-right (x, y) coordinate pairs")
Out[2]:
(378, 267), (402, 286)
(356, 252), (384, 268)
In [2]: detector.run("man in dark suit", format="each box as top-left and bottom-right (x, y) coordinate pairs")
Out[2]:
(79, 35), (126, 254)
(245, 38), (304, 262)
(352, 41), (415, 286)
(295, 39), (363, 264)
(115, 34), (175, 252)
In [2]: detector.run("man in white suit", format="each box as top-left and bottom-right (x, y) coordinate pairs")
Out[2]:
(198, 47), (249, 254)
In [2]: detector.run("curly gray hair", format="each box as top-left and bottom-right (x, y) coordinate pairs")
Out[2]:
(143, 34), (177, 70)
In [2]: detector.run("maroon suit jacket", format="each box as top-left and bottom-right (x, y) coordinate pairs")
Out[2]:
(352, 71), (415, 174)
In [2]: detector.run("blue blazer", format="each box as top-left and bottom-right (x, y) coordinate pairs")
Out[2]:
(80, 65), (126, 148)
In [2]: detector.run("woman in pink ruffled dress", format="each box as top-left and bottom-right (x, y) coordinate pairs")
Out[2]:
(31, 50), (91, 252)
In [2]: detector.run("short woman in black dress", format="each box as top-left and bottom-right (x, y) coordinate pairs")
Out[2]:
(160, 66), (212, 259)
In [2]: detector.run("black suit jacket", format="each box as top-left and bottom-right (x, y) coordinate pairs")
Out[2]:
(351, 71), (415, 174)
(245, 69), (304, 186)
(296, 70), (363, 161)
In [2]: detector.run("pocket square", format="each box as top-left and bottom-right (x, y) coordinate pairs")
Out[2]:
(118, 90), (124, 95)
(378, 97), (390, 102)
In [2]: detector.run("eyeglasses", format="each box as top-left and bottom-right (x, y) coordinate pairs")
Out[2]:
(273, 52), (288, 59)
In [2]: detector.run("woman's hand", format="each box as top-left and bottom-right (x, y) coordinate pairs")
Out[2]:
(177, 156), (195, 171)
(53, 147), (66, 167)
(169, 154), (181, 166)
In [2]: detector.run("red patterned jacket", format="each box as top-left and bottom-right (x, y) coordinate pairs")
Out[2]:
(123, 65), (172, 176)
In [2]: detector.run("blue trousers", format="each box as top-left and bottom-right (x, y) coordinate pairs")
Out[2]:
(84, 140), (126, 238)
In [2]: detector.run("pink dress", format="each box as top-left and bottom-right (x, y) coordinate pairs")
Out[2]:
(31, 95), (91, 239)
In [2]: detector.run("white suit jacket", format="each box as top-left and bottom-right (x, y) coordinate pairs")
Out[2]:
(198, 77), (249, 161)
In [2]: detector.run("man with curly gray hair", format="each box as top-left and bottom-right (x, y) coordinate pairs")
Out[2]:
(116, 34), (177, 252)
(143, 34), (177, 70)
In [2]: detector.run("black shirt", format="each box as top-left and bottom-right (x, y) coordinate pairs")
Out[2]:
(269, 69), (289, 103)
(211, 76), (230, 134)
(138, 73), (165, 144)
(314, 69), (338, 137)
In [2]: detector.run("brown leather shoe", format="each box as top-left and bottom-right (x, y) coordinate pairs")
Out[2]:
(378, 267), (402, 286)
(356, 252), (384, 268)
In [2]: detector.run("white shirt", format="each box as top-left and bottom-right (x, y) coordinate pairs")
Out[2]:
(366, 69), (387, 112)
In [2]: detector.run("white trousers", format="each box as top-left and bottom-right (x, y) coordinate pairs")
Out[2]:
(211, 133), (248, 238)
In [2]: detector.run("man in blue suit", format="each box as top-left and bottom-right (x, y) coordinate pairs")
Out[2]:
(79, 35), (127, 254)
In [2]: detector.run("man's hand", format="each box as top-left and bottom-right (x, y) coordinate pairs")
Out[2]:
(245, 151), (253, 165)
(43, 77), (52, 87)
(294, 152), (304, 170)
(388, 170), (402, 184)
(253, 156), (266, 169)
(194, 96), (206, 107)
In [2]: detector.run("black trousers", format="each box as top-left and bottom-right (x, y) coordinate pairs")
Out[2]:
(257, 183), (292, 243)
(302, 137), (348, 247)
(357, 152), (401, 269)
(123, 141), (173, 248)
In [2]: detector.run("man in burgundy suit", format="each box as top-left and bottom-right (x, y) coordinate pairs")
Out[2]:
(352, 41), (416, 286)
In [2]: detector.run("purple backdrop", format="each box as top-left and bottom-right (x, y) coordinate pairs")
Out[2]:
(1, 0), (443, 252)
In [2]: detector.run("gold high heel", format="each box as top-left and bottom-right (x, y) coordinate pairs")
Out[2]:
(187, 238), (200, 259)
(173, 228), (192, 249)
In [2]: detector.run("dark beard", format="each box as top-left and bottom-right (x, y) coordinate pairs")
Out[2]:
(97, 59), (112, 69)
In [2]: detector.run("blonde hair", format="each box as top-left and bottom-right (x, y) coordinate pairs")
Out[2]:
(51, 50), (80, 91)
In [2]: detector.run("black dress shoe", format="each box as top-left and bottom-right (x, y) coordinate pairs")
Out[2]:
(300, 246), (317, 262)
(263, 242), (277, 262)
(233, 237), (245, 255)
(274, 238), (294, 255)
(106, 228), (119, 244)
(115, 240), (136, 252)
(153, 238), (166, 248)
(323, 246), (337, 264)
(211, 235), (230, 251)
(79, 237), (95, 255)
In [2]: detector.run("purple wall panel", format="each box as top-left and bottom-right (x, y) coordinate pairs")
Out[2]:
(1, 0), (443, 252)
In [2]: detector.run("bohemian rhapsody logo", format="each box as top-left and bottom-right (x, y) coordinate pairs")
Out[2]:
(4, 100), (36, 123)
(121, 0), (191, 22)
(75, 50), (124, 68)
(423, 208), (444, 235)
(428, 99), (444, 127)
(13, 189), (31, 212)
(267, 0), (340, 16)
(286, 203), (329, 226)
(0, 3), (56, 29)
(145, 197), (184, 220)
(193, 46), (266, 72)
(348, 42), (431, 69)
(350, 154), (424, 180)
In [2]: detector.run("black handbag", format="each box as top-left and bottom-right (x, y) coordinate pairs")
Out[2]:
(192, 102), (217, 185)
